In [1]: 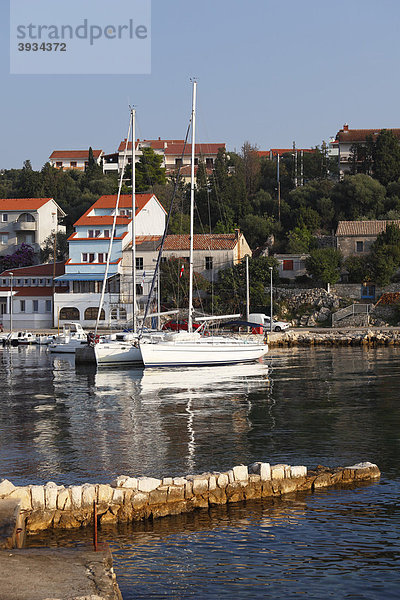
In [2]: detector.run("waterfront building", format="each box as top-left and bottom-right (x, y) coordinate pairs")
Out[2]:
(0, 262), (67, 330)
(49, 150), (104, 171)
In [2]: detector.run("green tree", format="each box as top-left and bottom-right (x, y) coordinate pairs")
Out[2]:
(160, 257), (209, 308)
(286, 226), (317, 253)
(331, 174), (386, 221)
(40, 231), (69, 263)
(125, 147), (166, 192)
(239, 214), (280, 249)
(305, 248), (343, 285)
(344, 255), (371, 283)
(368, 223), (400, 285)
(373, 130), (400, 186)
(17, 160), (43, 197)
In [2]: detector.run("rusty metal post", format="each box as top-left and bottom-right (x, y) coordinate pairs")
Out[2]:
(93, 500), (98, 552)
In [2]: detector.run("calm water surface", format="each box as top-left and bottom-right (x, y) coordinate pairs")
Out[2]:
(1, 345), (400, 599)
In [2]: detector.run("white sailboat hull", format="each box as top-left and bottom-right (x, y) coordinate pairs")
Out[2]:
(94, 341), (143, 365)
(140, 337), (268, 367)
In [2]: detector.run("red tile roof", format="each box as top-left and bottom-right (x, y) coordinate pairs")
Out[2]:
(74, 193), (165, 227)
(336, 220), (400, 236)
(163, 233), (239, 251)
(336, 128), (400, 143)
(49, 150), (103, 160)
(268, 148), (316, 156)
(0, 198), (54, 210)
(164, 143), (225, 156)
(1, 262), (65, 276)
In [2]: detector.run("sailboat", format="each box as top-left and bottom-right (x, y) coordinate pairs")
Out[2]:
(139, 81), (268, 368)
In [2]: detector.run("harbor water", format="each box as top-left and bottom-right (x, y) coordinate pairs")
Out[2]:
(0, 345), (399, 599)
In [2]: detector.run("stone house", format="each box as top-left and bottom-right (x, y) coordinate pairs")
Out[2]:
(274, 254), (309, 281)
(336, 220), (400, 259)
(49, 150), (104, 171)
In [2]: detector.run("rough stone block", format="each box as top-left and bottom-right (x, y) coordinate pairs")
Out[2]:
(271, 465), (285, 480)
(111, 475), (128, 488)
(163, 477), (173, 486)
(45, 482), (58, 510)
(184, 480), (193, 499)
(9, 486), (32, 510)
(131, 492), (149, 509)
(31, 485), (45, 510)
(233, 465), (248, 482)
(192, 477), (209, 495)
(0, 479), (16, 498)
(97, 484), (114, 505)
(70, 486), (82, 509)
(167, 485), (185, 502)
(290, 466), (307, 478)
(209, 475), (217, 491)
(149, 488), (168, 505)
(112, 488), (125, 505)
(249, 462), (271, 481)
(122, 477), (138, 490)
(137, 477), (162, 493)
(217, 473), (229, 488)
(173, 477), (186, 486)
(208, 487), (227, 505)
(228, 470), (235, 484)
(57, 488), (71, 511)
(82, 484), (96, 508)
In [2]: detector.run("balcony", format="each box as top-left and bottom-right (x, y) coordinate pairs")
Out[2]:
(13, 221), (37, 231)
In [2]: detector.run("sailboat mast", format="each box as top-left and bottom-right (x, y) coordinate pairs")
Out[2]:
(188, 80), (197, 333)
(131, 108), (137, 334)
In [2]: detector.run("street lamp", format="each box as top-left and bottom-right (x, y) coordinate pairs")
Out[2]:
(269, 266), (273, 334)
(9, 272), (13, 333)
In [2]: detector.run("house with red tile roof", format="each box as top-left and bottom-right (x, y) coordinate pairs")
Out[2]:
(49, 149), (104, 171)
(105, 138), (226, 180)
(336, 219), (400, 258)
(0, 262), (68, 329)
(0, 198), (66, 259)
(53, 193), (166, 327)
(335, 124), (400, 177)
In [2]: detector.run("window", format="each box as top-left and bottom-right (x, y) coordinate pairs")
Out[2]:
(2, 214), (8, 222)
(356, 241), (364, 253)
(205, 256), (213, 270)
(89, 253), (95, 263)
(120, 209), (126, 216)
(175, 158), (183, 166)
(104, 229), (110, 238)
(33, 300), (39, 312)
(20, 300), (25, 312)
(82, 253), (88, 262)
(1, 234), (8, 245)
(46, 279), (52, 286)
(98, 253), (104, 263)
(136, 284), (143, 295)
(283, 260), (294, 271)
(194, 157), (199, 165)
(16, 279), (21, 285)
(84, 307), (105, 320)
(24, 279), (29, 286)
(160, 256), (167, 264)
(206, 158), (214, 166)
(56, 162), (62, 168)
(95, 230), (101, 237)
(45, 300), (52, 312)
(59, 307), (80, 320)
(88, 229), (94, 238)
(39, 279), (44, 285)
(136, 257), (144, 270)
(70, 161), (77, 167)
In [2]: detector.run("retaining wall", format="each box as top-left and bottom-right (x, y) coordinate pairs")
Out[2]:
(0, 461), (380, 533)
(270, 329), (400, 346)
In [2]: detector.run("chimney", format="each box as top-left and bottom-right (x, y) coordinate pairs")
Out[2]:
(235, 228), (241, 260)
(343, 123), (349, 131)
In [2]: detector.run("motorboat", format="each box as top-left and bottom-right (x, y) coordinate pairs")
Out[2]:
(2, 331), (37, 346)
(48, 322), (88, 353)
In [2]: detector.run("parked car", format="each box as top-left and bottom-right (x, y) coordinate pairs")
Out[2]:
(162, 319), (201, 331)
(248, 313), (290, 332)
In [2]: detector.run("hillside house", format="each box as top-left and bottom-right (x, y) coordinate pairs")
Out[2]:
(49, 150), (104, 171)
(336, 220), (400, 259)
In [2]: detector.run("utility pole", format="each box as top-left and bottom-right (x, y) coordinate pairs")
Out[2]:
(245, 254), (250, 324)
(277, 154), (281, 223)
(293, 141), (297, 187)
(300, 150), (304, 186)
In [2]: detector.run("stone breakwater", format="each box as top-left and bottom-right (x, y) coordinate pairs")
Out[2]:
(270, 329), (400, 347)
(0, 461), (380, 533)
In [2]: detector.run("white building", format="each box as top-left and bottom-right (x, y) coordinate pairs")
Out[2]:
(0, 197), (66, 258)
(49, 150), (104, 171)
(53, 193), (166, 327)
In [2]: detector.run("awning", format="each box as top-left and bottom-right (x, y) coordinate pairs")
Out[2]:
(54, 273), (118, 282)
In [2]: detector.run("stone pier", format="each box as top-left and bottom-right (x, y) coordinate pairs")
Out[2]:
(0, 461), (381, 534)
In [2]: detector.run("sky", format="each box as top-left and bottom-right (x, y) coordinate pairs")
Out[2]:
(1, 0), (400, 170)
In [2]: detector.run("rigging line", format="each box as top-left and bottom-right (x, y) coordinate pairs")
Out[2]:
(139, 118), (192, 336)
(95, 112), (132, 336)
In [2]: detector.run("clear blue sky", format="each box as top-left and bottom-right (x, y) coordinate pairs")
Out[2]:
(1, 0), (400, 169)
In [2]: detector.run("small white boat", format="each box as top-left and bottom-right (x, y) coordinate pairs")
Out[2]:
(2, 331), (37, 346)
(48, 322), (88, 353)
(94, 331), (165, 365)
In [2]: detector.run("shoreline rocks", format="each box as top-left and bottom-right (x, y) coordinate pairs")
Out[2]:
(269, 328), (400, 347)
(0, 461), (380, 534)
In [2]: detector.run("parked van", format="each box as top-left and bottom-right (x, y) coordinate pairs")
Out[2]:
(248, 313), (290, 332)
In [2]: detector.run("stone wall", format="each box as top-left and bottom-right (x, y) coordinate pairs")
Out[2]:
(270, 329), (400, 346)
(0, 461), (380, 534)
